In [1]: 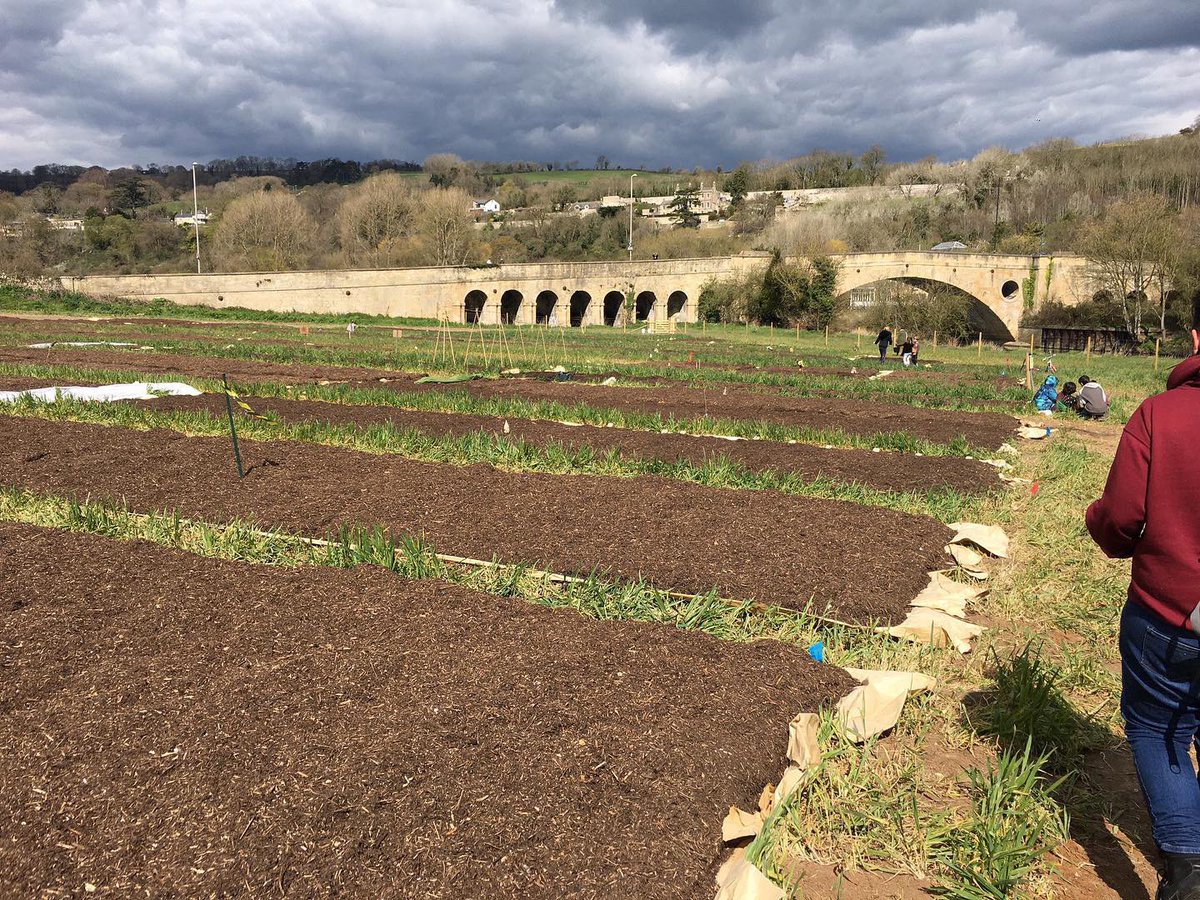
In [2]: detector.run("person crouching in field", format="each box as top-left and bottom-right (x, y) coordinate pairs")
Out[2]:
(1058, 381), (1078, 411)
(1077, 375), (1110, 419)
(1087, 300), (1200, 900)
(1033, 374), (1059, 414)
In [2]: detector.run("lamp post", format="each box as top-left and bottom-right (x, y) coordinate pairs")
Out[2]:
(191, 162), (201, 274)
(628, 172), (637, 262)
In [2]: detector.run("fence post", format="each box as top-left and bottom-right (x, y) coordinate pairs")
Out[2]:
(977, 332), (983, 357)
(1155, 338), (1161, 373)
(1086, 336), (1092, 362)
(824, 325), (829, 346)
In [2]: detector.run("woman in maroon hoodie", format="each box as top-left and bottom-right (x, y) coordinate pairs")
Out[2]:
(1089, 310), (1200, 900)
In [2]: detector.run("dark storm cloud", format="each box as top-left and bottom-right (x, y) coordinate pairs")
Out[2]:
(0, 0), (1195, 171)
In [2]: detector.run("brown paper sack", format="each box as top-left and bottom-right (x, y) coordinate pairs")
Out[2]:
(883, 607), (985, 654)
(949, 522), (1010, 558)
(911, 572), (987, 616)
(715, 847), (786, 900)
(836, 668), (936, 742)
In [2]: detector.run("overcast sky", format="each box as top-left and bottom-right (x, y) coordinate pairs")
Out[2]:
(1, 0), (1197, 171)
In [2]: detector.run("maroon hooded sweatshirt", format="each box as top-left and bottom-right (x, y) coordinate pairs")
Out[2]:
(1087, 354), (1200, 630)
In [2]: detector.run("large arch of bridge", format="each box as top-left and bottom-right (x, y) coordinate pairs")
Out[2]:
(838, 276), (1017, 342)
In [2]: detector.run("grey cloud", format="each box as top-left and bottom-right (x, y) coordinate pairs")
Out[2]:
(0, 0), (1196, 172)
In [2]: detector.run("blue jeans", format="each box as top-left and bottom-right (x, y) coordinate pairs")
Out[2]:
(1121, 600), (1200, 854)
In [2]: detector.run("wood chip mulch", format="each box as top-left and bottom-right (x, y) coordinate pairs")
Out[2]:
(0, 416), (953, 624)
(0, 523), (853, 899)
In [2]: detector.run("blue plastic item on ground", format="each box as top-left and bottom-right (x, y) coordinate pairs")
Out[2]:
(808, 641), (825, 663)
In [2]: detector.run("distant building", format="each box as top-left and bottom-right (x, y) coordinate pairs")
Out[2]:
(47, 217), (85, 231)
(849, 287), (878, 309)
(174, 210), (211, 227)
(930, 240), (968, 251)
(472, 199), (501, 213)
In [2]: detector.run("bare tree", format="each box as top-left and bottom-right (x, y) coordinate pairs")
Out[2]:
(337, 172), (416, 265)
(1082, 192), (1175, 336)
(212, 190), (313, 271)
(417, 187), (476, 266)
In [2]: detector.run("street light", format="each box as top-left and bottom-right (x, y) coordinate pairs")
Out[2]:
(191, 162), (201, 274)
(628, 172), (637, 262)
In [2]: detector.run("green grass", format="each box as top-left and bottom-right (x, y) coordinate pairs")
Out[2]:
(0, 360), (996, 457)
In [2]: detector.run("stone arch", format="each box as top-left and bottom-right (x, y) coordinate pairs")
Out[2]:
(464, 289), (487, 324)
(535, 290), (559, 325)
(500, 289), (523, 325)
(836, 276), (1017, 342)
(603, 290), (624, 326)
(667, 290), (687, 320)
(635, 291), (656, 322)
(569, 291), (591, 327)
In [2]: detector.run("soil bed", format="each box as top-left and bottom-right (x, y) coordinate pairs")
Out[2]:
(0, 347), (1019, 448)
(0, 523), (853, 898)
(142, 393), (1001, 495)
(0, 416), (952, 623)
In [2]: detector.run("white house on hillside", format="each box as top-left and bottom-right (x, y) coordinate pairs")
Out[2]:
(174, 210), (211, 227)
(472, 199), (501, 213)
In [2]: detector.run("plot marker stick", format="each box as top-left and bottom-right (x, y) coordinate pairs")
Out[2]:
(221, 374), (245, 479)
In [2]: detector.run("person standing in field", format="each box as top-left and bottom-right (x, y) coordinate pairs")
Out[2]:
(874, 327), (893, 362)
(1087, 300), (1200, 900)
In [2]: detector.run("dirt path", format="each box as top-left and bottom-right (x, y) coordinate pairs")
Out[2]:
(0, 346), (1019, 448)
(0, 523), (852, 898)
(0, 416), (952, 623)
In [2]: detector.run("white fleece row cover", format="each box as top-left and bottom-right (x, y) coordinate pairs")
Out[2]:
(0, 383), (202, 403)
(27, 341), (136, 349)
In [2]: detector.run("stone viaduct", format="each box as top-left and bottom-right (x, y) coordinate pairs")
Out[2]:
(60, 251), (1098, 341)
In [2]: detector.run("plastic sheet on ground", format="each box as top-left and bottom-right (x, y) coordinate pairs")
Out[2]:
(911, 572), (987, 616)
(949, 522), (1010, 558)
(1018, 424), (1053, 440)
(26, 341), (134, 349)
(868, 370), (895, 381)
(882, 607), (985, 654)
(414, 373), (478, 384)
(836, 667), (936, 742)
(0, 382), (202, 404)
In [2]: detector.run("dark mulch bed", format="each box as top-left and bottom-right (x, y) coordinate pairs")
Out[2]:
(0, 416), (952, 623)
(143, 393), (1001, 495)
(0, 347), (1019, 448)
(0, 523), (853, 898)
(443, 380), (1018, 449)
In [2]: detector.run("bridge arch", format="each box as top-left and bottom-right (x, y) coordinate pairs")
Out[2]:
(635, 291), (656, 322)
(535, 290), (559, 325)
(839, 276), (1017, 342)
(667, 290), (688, 320)
(603, 290), (624, 326)
(569, 291), (591, 327)
(464, 289), (487, 324)
(500, 289), (523, 324)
